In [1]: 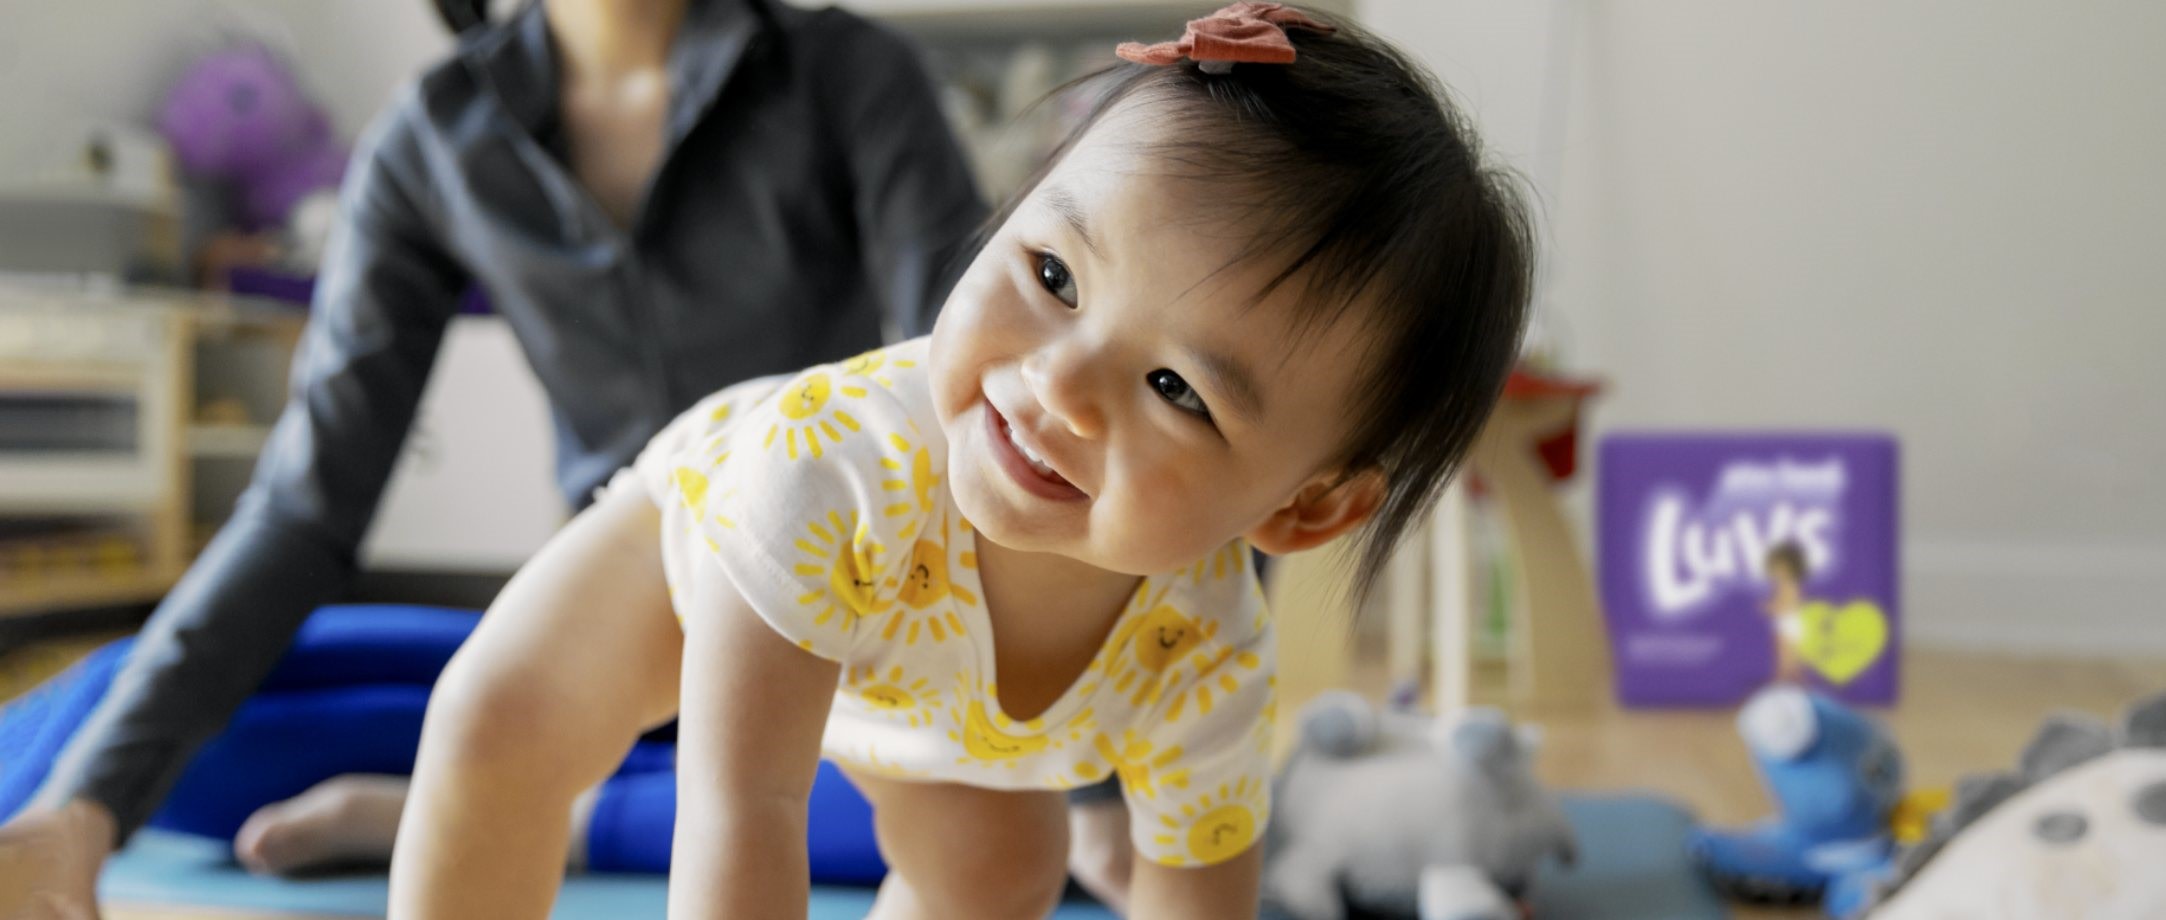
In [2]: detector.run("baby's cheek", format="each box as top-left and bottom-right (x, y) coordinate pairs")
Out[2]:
(1104, 479), (1240, 571)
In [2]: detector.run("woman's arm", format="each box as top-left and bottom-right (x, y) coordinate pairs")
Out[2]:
(815, 16), (988, 337)
(1129, 845), (1264, 920)
(2, 87), (470, 920)
(668, 559), (841, 920)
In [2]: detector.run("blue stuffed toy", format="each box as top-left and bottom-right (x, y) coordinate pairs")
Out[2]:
(1690, 685), (1905, 913)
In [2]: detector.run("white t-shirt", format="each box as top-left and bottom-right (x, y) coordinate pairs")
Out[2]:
(625, 337), (1276, 868)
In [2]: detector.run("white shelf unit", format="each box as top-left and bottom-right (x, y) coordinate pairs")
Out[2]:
(0, 283), (302, 618)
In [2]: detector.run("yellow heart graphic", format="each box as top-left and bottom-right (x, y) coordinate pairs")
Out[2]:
(1794, 600), (1889, 685)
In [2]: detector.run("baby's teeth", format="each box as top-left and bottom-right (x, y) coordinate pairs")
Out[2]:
(1014, 438), (1054, 474)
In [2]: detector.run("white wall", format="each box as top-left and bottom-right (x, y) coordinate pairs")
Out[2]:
(12, 1), (2164, 647)
(1372, 0), (2166, 655)
(0, 0), (449, 176)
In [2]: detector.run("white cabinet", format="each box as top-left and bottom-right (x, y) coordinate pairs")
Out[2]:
(359, 315), (564, 574)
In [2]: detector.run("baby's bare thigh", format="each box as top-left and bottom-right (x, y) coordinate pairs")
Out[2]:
(843, 768), (1072, 920)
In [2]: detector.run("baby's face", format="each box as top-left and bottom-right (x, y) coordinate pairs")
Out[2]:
(930, 106), (1376, 575)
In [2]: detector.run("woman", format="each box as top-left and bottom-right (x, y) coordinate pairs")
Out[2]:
(0, 0), (985, 912)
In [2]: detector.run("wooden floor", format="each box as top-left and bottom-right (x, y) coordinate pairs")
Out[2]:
(1510, 650), (2164, 920)
(3, 637), (2157, 920)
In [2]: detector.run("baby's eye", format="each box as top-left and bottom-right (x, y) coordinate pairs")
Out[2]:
(1034, 252), (1077, 307)
(1149, 369), (1211, 419)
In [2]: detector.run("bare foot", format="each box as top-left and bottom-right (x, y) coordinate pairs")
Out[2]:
(232, 775), (411, 875)
(0, 798), (114, 919)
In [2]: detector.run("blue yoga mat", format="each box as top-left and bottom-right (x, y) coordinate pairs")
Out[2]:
(104, 794), (1721, 919)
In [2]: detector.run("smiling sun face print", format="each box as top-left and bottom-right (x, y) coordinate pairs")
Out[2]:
(839, 346), (919, 390)
(792, 509), (891, 627)
(1152, 776), (1265, 866)
(952, 699), (1051, 764)
(1133, 606), (1208, 673)
(1104, 602), (1214, 709)
(870, 537), (974, 646)
(844, 665), (943, 728)
(764, 371), (872, 461)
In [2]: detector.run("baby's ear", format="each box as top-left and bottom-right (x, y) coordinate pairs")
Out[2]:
(1246, 469), (1385, 555)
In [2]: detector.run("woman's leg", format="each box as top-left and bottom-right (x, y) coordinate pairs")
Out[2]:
(390, 486), (683, 918)
(577, 757), (886, 882)
(0, 640), (137, 825)
(1, 605), (481, 834)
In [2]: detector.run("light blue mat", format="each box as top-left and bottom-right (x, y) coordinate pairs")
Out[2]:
(1531, 795), (1727, 920)
(104, 794), (1720, 919)
(102, 831), (1112, 919)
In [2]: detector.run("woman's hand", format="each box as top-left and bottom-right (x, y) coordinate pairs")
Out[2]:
(0, 799), (114, 920)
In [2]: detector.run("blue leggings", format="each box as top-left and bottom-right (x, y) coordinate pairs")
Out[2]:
(0, 605), (884, 882)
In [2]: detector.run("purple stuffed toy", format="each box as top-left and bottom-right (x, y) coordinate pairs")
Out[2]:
(158, 45), (346, 233)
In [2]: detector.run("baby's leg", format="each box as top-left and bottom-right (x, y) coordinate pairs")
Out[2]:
(844, 769), (1071, 920)
(389, 487), (683, 919)
(1067, 793), (1134, 913)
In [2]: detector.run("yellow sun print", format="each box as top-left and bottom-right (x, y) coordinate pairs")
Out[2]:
(672, 466), (709, 511)
(950, 699), (1051, 764)
(1151, 777), (1266, 866)
(1189, 542), (1250, 583)
(1090, 731), (1189, 799)
(845, 665), (943, 727)
(875, 427), (941, 540)
(839, 346), (919, 389)
(873, 538), (973, 645)
(792, 510), (890, 627)
(763, 371), (872, 461)
(1105, 602), (1215, 708)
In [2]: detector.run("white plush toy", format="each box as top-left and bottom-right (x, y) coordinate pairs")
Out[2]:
(1860, 690), (2166, 920)
(1263, 691), (1577, 920)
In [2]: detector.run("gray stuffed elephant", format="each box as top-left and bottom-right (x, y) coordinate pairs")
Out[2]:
(1263, 691), (1577, 920)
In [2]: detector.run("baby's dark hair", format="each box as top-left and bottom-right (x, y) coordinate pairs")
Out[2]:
(991, 9), (1533, 596)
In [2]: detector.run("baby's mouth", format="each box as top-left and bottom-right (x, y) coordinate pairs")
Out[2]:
(1003, 414), (1059, 478)
(986, 400), (1086, 501)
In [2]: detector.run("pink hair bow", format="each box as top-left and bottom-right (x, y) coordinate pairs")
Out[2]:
(1116, 2), (1336, 73)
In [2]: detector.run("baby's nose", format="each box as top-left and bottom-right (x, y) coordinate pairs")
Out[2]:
(1022, 348), (1107, 440)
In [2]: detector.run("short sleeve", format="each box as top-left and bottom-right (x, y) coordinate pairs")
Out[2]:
(660, 367), (939, 661)
(1119, 627), (1277, 868)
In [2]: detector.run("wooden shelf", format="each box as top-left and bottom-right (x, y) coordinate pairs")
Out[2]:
(0, 565), (174, 619)
(188, 424), (270, 458)
(0, 455), (166, 512)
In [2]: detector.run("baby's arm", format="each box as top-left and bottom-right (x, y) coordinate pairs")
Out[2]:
(390, 486), (686, 918)
(667, 557), (839, 919)
(1130, 846), (1264, 920)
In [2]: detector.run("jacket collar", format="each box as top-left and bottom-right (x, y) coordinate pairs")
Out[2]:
(467, 0), (768, 145)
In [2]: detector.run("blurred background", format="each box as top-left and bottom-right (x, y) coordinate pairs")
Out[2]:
(1, 2), (2161, 919)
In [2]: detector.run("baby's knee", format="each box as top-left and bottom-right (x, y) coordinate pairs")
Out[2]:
(426, 661), (565, 763)
(1066, 804), (1134, 904)
(920, 832), (1068, 919)
(977, 856), (1070, 919)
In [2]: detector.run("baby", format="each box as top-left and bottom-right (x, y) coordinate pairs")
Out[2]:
(388, 5), (1532, 918)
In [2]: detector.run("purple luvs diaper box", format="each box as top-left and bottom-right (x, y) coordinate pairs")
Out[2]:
(1596, 433), (1899, 707)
